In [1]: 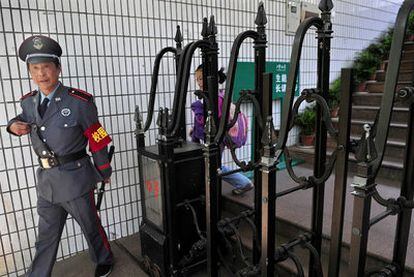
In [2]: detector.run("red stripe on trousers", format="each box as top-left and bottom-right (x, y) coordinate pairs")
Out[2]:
(89, 190), (111, 252)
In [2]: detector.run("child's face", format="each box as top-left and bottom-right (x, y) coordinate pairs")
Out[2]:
(195, 69), (203, 90)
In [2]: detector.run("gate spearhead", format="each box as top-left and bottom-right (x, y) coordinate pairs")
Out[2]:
(174, 25), (183, 48)
(134, 105), (143, 131)
(318, 0), (333, 12)
(201, 17), (208, 38)
(208, 15), (217, 36)
(255, 2), (267, 27)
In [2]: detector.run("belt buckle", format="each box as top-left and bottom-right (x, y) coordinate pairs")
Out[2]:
(40, 158), (52, 169)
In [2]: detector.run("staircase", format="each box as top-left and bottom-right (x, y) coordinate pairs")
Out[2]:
(290, 41), (414, 183)
(218, 42), (414, 276)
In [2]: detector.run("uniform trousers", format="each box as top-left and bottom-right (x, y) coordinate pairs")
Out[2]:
(27, 190), (113, 277)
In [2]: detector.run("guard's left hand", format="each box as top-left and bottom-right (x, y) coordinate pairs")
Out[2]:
(103, 178), (111, 184)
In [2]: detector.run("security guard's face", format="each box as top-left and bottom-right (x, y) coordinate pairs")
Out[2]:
(195, 69), (203, 91)
(28, 62), (61, 94)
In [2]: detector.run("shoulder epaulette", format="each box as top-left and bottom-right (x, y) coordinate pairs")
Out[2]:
(68, 88), (93, 102)
(20, 90), (38, 101)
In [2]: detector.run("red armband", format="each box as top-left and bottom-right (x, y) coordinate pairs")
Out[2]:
(84, 122), (112, 153)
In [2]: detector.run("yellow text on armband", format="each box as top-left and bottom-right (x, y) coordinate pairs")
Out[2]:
(92, 127), (108, 143)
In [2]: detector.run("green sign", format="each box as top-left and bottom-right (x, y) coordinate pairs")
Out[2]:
(232, 61), (300, 101)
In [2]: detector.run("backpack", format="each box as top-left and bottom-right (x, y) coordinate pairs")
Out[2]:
(218, 90), (248, 148)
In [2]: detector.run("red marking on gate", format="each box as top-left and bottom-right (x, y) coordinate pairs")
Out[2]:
(154, 180), (159, 199)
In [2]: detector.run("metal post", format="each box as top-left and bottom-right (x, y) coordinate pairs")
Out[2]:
(259, 73), (276, 277)
(328, 68), (353, 277)
(157, 108), (178, 273)
(310, 1), (333, 276)
(392, 97), (414, 275)
(349, 123), (377, 277)
(201, 18), (210, 124)
(349, 166), (376, 277)
(204, 111), (220, 277)
(253, 3), (267, 264)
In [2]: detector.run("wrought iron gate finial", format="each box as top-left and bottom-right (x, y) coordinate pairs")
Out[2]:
(134, 105), (143, 133)
(175, 25), (183, 50)
(318, 0), (333, 12)
(201, 17), (209, 38)
(255, 2), (267, 27)
(208, 15), (217, 36)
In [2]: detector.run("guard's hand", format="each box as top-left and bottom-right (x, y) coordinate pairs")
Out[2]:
(9, 121), (31, 136)
(103, 178), (111, 184)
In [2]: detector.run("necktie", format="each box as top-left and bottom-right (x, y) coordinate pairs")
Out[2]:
(38, 98), (50, 118)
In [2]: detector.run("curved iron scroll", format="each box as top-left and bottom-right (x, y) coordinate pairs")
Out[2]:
(143, 47), (177, 132)
(275, 16), (323, 151)
(224, 90), (264, 171)
(169, 39), (212, 136)
(282, 88), (342, 186)
(288, 89), (338, 139)
(213, 30), (260, 145)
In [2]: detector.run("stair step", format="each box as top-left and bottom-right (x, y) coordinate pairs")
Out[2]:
(402, 49), (414, 60)
(328, 134), (406, 160)
(375, 69), (413, 82)
(352, 92), (408, 107)
(351, 105), (409, 124)
(289, 145), (404, 181)
(332, 118), (408, 141)
(366, 80), (411, 93)
(384, 59), (414, 72)
(349, 135), (406, 160)
(403, 41), (414, 52)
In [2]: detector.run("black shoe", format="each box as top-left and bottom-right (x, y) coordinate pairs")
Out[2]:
(95, 264), (113, 277)
(232, 183), (254, 196)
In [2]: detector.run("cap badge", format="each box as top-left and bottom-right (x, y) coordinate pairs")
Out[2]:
(32, 37), (44, 50)
(61, 108), (71, 117)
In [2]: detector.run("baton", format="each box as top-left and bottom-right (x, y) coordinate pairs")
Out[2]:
(96, 145), (115, 210)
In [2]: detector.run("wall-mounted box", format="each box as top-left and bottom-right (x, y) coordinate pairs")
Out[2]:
(286, 0), (320, 35)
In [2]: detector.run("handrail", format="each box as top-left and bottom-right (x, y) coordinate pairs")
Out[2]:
(372, 0), (414, 176)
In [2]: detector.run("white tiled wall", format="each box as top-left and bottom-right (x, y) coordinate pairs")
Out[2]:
(0, 0), (403, 276)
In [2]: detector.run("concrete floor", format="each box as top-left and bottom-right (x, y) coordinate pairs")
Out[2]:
(52, 234), (147, 277)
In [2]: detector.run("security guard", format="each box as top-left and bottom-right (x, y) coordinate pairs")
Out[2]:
(7, 35), (113, 277)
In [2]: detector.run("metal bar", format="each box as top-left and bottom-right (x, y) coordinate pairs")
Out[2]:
(253, 4), (267, 264)
(328, 68), (353, 277)
(275, 183), (307, 198)
(392, 99), (414, 275)
(158, 130), (177, 271)
(204, 141), (220, 277)
(349, 169), (376, 277)
(259, 73), (276, 277)
(309, 3), (333, 275)
(369, 209), (395, 227)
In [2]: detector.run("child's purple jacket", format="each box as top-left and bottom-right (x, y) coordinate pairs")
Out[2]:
(191, 90), (248, 148)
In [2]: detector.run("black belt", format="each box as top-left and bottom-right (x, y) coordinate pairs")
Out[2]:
(39, 149), (88, 169)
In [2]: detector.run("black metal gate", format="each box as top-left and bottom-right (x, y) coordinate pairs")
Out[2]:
(136, 0), (414, 276)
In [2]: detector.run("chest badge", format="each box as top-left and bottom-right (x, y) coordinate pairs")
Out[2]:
(61, 108), (71, 117)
